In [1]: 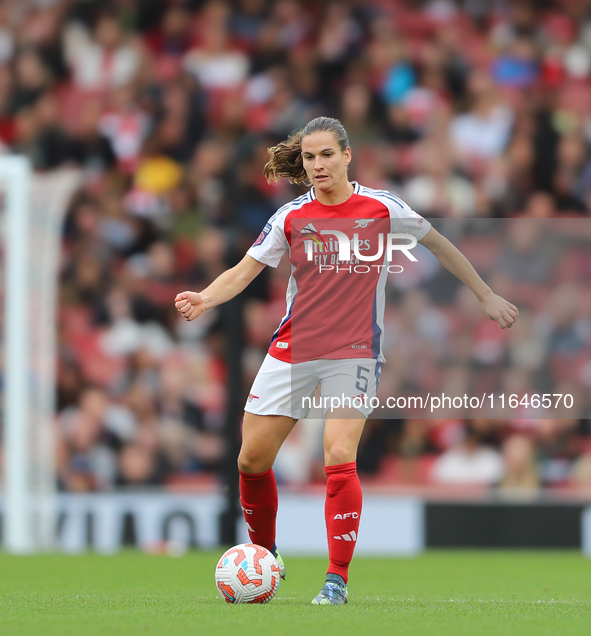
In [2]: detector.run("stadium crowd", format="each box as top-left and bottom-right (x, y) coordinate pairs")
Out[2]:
(0, 0), (590, 494)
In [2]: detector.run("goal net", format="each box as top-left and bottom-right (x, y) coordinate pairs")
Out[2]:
(0, 157), (81, 552)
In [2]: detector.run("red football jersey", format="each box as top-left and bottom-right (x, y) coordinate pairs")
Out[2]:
(247, 182), (431, 363)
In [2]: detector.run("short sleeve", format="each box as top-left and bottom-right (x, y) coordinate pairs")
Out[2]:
(391, 201), (432, 242)
(246, 212), (289, 268)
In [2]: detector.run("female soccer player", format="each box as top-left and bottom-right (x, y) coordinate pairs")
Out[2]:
(175, 117), (518, 605)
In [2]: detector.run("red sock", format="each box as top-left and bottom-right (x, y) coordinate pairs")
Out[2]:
(324, 462), (362, 584)
(239, 468), (278, 553)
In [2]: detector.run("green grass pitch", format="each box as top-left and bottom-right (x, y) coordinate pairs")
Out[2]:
(1, 551), (590, 636)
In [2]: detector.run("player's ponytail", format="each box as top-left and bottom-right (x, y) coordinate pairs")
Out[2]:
(264, 117), (350, 185)
(263, 130), (306, 184)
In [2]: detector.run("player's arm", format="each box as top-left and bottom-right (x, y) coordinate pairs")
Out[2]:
(418, 226), (519, 329)
(175, 254), (266, 321)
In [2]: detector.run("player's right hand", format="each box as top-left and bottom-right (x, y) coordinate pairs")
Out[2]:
(174, 291), (206, 321)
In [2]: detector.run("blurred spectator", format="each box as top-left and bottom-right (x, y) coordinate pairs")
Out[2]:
(403, 142), (476, 217)
(144, 4), (193, 59)
(57, 387), (125, 491)
(183, 2), (249, 91)
(0, 0), (588, 494)
(9, 47), (52, 112)
(0, 3), (14, 66)
(491, 36), (539, 88)
(430, 426), (504, 486)
(64, 11), (140, 90)
(534, 419), (581, 487)
(116, 443), (167, 487)
(99, 82), (151, 173)
(570, 451), (591, 492)
(498, 434), (540, 493)
(449, 70), (514, 172)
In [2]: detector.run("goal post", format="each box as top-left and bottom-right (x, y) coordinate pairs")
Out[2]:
(1, 157), (81, 553)
(2, 156), (33, 553)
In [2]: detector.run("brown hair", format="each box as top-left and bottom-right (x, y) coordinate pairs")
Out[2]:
(263, 117), (350, 184)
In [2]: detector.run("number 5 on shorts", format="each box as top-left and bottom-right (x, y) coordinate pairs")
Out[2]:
(355, 366), (370, 393)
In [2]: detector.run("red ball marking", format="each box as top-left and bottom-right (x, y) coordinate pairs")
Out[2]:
(247, 544), (270, 575)
(222, 546), (247, 567)
(237, 568), (263, 587)
(250, 575), (278, 604)
(217, 581), (236, 603)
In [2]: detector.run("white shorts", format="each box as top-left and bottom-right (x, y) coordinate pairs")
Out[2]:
(245, 354), (382, 420)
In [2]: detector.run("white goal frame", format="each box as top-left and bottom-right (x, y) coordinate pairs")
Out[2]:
(2, 156), (34, 552)
(1, 157), (81, 552)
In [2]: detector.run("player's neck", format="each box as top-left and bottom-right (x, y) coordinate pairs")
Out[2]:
(315, 180), (354, 206)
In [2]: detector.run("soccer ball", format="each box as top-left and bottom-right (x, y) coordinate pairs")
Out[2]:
(215, 543), (281, 604)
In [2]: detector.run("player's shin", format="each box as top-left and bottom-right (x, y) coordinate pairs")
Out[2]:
(239, 467), (278, 553)
(324, 462), (362, 584)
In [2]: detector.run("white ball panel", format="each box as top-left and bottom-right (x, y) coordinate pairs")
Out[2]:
(214, 543), (281, 604)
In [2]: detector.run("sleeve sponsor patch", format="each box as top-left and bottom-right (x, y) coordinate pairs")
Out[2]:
(253, 222), (272, 247)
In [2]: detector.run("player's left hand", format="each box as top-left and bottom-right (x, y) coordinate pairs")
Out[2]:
(480, 293), (519, 329)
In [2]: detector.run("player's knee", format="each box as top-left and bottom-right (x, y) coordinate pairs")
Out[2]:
(237, 452), (256, 474)
(324, 444), (355, 467)
(237, 449), (271, 474)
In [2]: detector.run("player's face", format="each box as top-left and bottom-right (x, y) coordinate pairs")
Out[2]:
(301, 131), (351, 194)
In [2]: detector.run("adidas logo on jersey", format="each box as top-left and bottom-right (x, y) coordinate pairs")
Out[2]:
(333, 531), (357, 541)
(300, 222), (319, 234)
